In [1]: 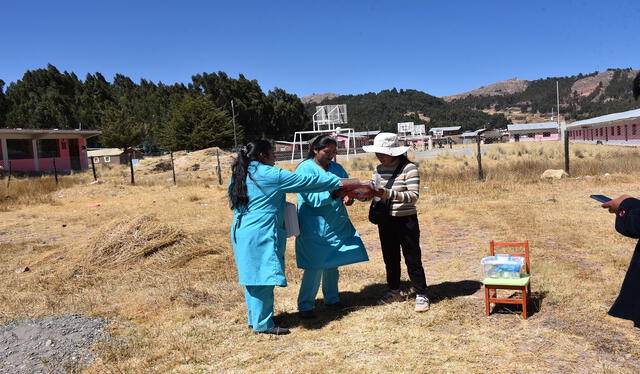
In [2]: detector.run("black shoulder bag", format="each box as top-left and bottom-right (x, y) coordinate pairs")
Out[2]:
(368, 160), (407, 224)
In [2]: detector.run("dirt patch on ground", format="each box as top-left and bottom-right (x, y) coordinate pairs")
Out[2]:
(0, 314), (110, 374)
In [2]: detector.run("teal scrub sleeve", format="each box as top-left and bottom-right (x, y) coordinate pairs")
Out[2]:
(278, 168), (341, 194)
(295, 161), (334, 208)
(298, 189), (333, 208)
(297, 162), (351, 208)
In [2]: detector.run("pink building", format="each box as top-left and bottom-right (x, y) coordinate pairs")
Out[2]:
(0, 128), (101, 172)
(335, 134), (370, 148)
(567, 108), (640, 146)
(507, 122), (559, 142)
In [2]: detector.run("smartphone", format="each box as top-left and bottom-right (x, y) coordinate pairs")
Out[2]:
(590, 194), (612, 203)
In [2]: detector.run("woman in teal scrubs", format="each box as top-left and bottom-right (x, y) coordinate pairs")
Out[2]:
(295, 136), (368, 318)
(229, 140), (342, 335)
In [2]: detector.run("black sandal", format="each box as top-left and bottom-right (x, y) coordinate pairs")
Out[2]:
(256, 326), (290, 335)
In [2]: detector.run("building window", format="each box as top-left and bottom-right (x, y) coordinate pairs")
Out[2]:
(103, 156), (111, 163)
(543, 132), (551, 137)
(617, 126), (621, 135)
(37, 139), (60, 158)
(93, 157), (100, 163)
(7, 139), (33, 159)
(633, 124), (637, 136)
(527, 133), (534, 138)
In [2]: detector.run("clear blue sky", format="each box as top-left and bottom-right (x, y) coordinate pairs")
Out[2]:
(1, 0), (639, 98)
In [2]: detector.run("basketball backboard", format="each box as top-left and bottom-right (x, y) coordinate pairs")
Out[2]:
(313, 104), (347, 131)
(397, 122), (414, 134)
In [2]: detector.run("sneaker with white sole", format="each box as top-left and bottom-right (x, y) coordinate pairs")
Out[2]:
(377, 291), (404, 305)
(415, 295), (430, 312)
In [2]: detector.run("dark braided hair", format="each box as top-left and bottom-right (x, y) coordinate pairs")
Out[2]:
(228, 140), (272, 210)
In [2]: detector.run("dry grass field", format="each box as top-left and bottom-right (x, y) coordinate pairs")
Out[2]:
(1, 142), (640, 373)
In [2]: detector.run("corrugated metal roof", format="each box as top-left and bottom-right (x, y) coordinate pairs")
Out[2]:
(429, 126), (461, 132)
(0, 128), (101, 135)
(461, 128), (486, 137)
(507, 122), (558, 131)
(0, 128), (101, 139)
(353, 130), (381, 137)
(87, 148), (123, 157)
(566, 108), (640, 129)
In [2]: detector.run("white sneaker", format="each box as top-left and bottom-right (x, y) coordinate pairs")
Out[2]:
(415, 295), (430, 312)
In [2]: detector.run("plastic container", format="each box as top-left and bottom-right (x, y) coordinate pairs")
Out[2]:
(481, 255), (524, 279)
(372, 173), (381, 202)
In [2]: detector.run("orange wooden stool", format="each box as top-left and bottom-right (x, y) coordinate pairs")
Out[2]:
(483, 241), (531, 319)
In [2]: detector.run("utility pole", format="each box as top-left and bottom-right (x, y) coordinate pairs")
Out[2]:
(556, 81), (560, 125)
(231, 100), (237, 149)
(558, 81), (569, 173)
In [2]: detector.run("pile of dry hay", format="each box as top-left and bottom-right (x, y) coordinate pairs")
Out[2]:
(137, 147), (233, 175)
(81, 214), (185, 268)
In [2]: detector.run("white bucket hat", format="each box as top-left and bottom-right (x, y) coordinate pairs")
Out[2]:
(362, 132), (409, 156)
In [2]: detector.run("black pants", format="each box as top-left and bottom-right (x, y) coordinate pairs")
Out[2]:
(378, 214), (428, 295)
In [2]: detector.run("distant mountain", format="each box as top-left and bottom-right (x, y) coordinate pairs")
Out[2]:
(445, 68), (640, 122)
(305, 89), (510, 133)
(304, 69), (639, 133)
(443, 78), (529, 101)
(301, 93), (339, 105)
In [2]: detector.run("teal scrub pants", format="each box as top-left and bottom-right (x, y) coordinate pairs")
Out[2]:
(297, 268), (339, 311)
(244, 286), (275, 332)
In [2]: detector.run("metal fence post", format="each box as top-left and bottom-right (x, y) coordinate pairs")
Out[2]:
(564, 129), (570, 173)
(90, 156), (97, 181)
(129, 153), (135, 185)
(216, 149), (223, 185)
(170, 151), (176, 186)
(476, 135), (484, 181)
(53, 158), (59, 185)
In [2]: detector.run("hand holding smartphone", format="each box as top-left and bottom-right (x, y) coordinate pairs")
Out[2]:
(590, 195), (612, 203)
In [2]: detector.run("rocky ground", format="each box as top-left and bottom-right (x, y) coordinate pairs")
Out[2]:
(0, 314), (110, 374)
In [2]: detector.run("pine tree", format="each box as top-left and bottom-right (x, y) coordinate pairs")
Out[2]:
(161, 96), (234, 151)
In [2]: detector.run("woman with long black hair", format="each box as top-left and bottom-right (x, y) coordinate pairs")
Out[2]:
(228, 140), (342, 335)
(294, 135), (368, 318)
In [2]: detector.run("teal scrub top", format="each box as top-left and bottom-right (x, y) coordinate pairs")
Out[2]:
(295, 159), (369, 270)
(229, 161), (341, 286)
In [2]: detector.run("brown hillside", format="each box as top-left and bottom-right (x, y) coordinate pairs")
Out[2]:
(443, 78), (530, 101)
(571, 71), (616, 97)
(571, 70), (639, 97)
(300, 93), (339, 105)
